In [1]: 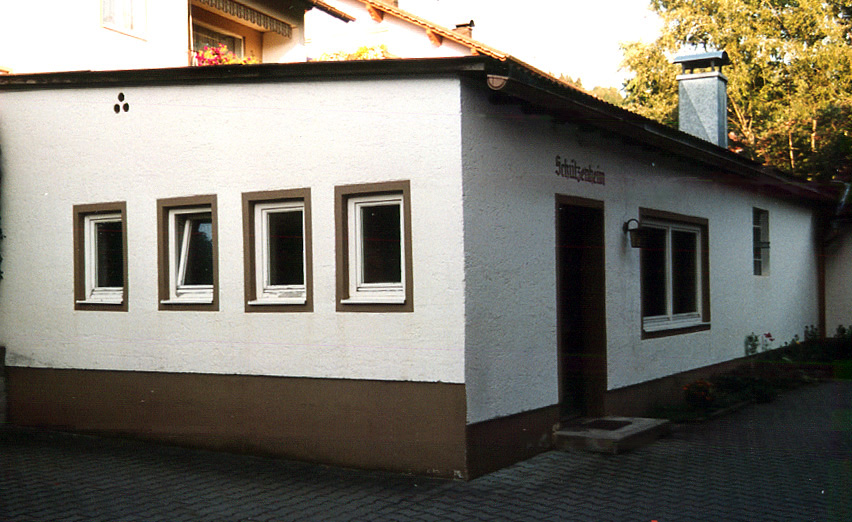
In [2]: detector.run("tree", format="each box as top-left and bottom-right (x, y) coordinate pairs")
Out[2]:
(621, 0), (852, 180)
(557, 75), (625, 106)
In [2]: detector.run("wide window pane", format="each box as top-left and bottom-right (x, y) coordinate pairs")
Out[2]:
(182, 217), (213, 286)
(267, 210), (304, 286)
(95, 221), (124, 287)
(193, 24), (242, 56)
(641, 227), (667, 317)
(361, 204), (401, 284)
(671, 230), (698, 314)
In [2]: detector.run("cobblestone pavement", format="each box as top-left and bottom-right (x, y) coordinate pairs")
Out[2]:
(1, 381), (850, 522)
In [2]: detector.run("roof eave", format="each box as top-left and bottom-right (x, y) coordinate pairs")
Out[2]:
(484, 58), (833, 204)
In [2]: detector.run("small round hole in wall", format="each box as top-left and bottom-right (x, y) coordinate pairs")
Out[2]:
(118, 93), (125, 102)
(114, 104), (121, 114)
(123, 103), (130, 112)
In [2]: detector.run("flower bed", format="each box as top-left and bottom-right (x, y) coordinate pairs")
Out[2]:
(651, 326), (852, 422)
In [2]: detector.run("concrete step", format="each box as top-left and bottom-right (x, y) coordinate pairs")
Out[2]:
(553, 416), (671, 454)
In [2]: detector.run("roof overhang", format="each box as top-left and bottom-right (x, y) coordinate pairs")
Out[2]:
(0, 55), (834, 206)
(302, 0), (356, 22)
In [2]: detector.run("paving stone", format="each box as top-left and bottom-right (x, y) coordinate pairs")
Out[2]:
(1, 381), (851, 521)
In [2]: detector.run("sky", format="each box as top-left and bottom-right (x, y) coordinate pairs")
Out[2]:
(402, 1), (663, 89)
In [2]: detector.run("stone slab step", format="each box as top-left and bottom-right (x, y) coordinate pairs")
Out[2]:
(553, 416), (671, 454)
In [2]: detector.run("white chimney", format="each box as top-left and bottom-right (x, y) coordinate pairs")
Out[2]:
(674, 51), (731, 148)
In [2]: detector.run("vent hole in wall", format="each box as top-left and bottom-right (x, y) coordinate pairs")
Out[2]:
(114, 93), (130, 113)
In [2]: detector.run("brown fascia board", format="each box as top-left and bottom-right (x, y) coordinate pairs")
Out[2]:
(302, 0), (356, 22)
(0, 56), (490, 91)
(0, 54), (833, 205)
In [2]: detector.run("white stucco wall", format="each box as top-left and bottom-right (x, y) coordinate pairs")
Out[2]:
(304, 0), (474, 60)
(0, 2), (190, 73)
(825, 226), (852, 332)
(460, 80), (821, 423)
(0, 76), (466, 384)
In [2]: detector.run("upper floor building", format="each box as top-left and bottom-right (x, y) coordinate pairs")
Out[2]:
(0, 0), (499, 74)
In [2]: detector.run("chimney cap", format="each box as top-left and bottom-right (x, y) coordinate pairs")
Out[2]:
(673, 51), (730, 73)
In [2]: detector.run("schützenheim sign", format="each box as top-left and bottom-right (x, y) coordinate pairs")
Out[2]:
(555, 156), (605, 185)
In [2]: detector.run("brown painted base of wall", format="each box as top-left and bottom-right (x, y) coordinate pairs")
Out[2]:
(603, 357), (752, 416)
(466, 405), (560, 478)
(6, 368), (467, 478)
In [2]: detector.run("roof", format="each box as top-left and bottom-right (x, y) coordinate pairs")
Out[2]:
(0, 55), (832, 205)
(352, 0), (509, 60)
(303, 0), (356, 22)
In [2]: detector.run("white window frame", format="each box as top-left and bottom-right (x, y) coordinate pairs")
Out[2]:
(162, 207), (214, 305)
(249, 200), (307, 305)
(78, 213), (124, 305)
(343, 193), (406, 304)
(642, 220), (704, 332)
(753, 208), (770, 276)
(101, 0), (147, 38)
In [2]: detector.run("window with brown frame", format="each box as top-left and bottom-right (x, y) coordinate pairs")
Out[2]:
(157, 195), (218, 311)
(73, 202), (128, 311)
(242, 189), (313, 312)
(335, 181), (413, 312)
(639, 208), (710, 338)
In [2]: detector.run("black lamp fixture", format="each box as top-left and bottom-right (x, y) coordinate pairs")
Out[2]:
(623, 218), (644, 248)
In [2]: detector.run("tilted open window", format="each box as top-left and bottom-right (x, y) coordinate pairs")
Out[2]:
(158, 195), (218, 311)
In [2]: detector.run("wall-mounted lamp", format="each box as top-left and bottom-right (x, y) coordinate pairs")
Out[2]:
(623, 218), (645, 248)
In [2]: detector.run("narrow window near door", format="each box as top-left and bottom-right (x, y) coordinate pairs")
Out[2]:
(158, 195), (218, 311)
(753, 208), (770, 275)
(639, 209), (709, 337)
(335, 181), (413, 312)
(73, 202), (128, 311)
(243, 189), (312, 312)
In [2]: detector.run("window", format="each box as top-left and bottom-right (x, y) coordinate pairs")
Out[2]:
(639, 209), (710, 337)
(102, 0), (147, 37)
(336, 181), (413, 312)
(73, 202), (128, 311)
(158, 195), (218, 311)
(192, 23), (244, 57)
(753, 208), (770, 275)
(242, 189), (312, 312)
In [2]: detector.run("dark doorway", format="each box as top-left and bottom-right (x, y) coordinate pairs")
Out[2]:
(557, 198), (607, 418)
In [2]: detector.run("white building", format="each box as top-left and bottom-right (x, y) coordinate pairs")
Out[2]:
(0, 0), (496, 75)
(0, 55), (842, 478)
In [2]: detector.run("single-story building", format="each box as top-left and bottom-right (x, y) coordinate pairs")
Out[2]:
(0, 54), (843, 478)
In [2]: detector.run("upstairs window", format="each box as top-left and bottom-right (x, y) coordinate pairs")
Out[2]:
(73, 202), (128, 311)
(158, 195), (218, 311)
(192, 23), (244, 57)
(242, 189), (312, 312)
(640, 209), (710, 337)
(753, 208), (770, 275)
(336, 181), (413, 312)
(102, 0), (147, 37)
